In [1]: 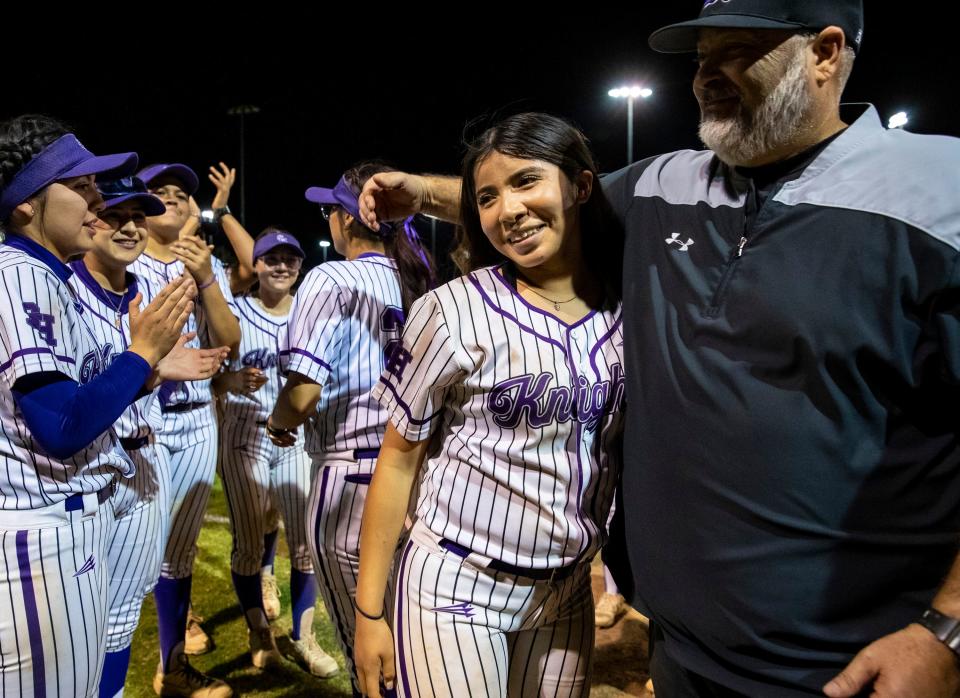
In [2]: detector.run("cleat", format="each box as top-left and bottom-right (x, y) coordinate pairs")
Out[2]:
(152, 656), (233, 698)
(249, 626), (283, 669)
(184, 610), (212, 655)
(287, 634), (340, 678)
(261, 571), (281, 621)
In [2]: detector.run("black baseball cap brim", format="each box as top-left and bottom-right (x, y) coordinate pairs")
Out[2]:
(649, 15), (808, 53)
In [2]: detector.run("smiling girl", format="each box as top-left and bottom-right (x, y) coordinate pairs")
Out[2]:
(353, 113), (625, 697)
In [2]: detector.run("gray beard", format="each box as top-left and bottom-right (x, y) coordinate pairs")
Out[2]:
(698, 43), (814, 166)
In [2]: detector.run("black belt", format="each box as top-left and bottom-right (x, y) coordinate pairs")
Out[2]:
(120, 436), (150, 451)
(439, 538), (580, 582)
(65, 483), (115, 512)
(161, 401), (208, 414)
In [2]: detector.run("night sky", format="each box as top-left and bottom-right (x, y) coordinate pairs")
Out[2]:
(8, 9), (952, 271)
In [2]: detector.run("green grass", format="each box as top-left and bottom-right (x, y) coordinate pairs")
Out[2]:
(125, 475), (353, 697)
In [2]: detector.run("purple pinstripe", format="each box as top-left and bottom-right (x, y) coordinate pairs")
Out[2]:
(15, 530), (46, 698)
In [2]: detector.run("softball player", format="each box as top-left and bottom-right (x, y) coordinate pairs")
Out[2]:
(353, 113), (625, 697)
(68, 177), (230, 698)
(129, 163), (241, 696)
(214, 228), (338, 676)
(0, 115), (194, 697)
(267, 163), (435, 693)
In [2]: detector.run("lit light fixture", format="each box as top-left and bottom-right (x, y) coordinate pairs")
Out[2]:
(888, 112), (908, 129)
(318, 240), (331, 248)
(200, 210), (215, 223)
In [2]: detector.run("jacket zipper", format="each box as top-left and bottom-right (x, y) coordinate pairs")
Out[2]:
(706, 234), (748, 316)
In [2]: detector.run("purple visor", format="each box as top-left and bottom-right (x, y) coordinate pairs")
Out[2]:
(305, 176), (397, 237)
(98, 177), (166, 216)
(253, 231), (305, 260)
(0, 134), (138, 222)
(137, 163), (200, 195)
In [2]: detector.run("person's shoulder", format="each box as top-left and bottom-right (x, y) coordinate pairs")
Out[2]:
(786, 117), (960, 251)
(601, 149), (723, 208)
(0, 246), (63, 284)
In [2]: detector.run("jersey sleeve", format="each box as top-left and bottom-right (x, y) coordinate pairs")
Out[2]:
(0, 265), (77, 388)
(372, 290), (467, 442)
(279, 268), (345, 386)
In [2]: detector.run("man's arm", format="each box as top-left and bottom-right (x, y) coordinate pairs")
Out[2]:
(358, 172), (462, 231)
(824, 553), (960, 697)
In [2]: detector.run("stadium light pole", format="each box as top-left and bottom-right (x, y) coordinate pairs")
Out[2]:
(609, 86), (653, 165)
(319, 239), (331, 262)
(227, 104), (261, 224)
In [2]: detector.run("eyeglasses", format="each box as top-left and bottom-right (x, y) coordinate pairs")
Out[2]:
(260, 254), (303, 270)
(319, 204), (339, 221)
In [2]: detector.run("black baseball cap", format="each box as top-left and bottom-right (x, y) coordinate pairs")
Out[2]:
(648, 0), (864, 54)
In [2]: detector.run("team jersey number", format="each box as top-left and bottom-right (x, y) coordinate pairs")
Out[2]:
(23, 302), (57, 347)
(380, 306), (412, 382)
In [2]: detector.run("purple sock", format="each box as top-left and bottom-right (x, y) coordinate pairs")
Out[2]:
(232, 570), (265, 628)
(99, 646), (131, 698)
(290, 568), (318, 640)
(154, 576), (192, 671)
(261, 529), (279, 572)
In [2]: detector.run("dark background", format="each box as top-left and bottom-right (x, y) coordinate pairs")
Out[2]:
(7, 10), (951, 272)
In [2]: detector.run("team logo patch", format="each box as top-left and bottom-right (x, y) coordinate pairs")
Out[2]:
(241, 348), (277, 370)
(431, 602), (476, 618)
(73, 555), (96, 577)
(665, 233), (694, 252)
(23, 302), (57, 347)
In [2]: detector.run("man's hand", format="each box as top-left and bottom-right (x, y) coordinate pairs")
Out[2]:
(358, 171), (427, 232)
(209, 162), (236, 210)
(823, 624), (960, 697)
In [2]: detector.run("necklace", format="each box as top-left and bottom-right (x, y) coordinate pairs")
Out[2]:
(104, 288), (125, 329)
(516, 280), (577, 311)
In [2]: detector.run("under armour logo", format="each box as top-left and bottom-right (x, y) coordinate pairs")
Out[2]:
(23, 302), (57, 347)
(431, 602), (476, 618)
(73, 555), (96, 577)
(665, 233), (694, 252)
(384, 341), (413, 382)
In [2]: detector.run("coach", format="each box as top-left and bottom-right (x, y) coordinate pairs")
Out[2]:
(599, 1), (960, 696)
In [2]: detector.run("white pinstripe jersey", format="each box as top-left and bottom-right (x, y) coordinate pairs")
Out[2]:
(280, 253), (403, 455)
(372, 265), (625, 569)
(0, 240), (134, 510)
(67, 260), (161, 441)
(221, 294), (289, 423)
(129, 252), (234, 407)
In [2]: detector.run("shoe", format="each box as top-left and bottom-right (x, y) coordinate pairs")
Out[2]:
(594, 592), (626, 629)
(261, 571), (281, 621)
(249, 626), (283, 669)
(184, 610), (212, 655)
(287, 634), (340, 678)
(153, 656), (233, 698)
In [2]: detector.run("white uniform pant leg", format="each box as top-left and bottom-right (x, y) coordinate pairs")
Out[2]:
(219, 419), (273, 576)
(270, 436), (312, 573)
(308, 454), (379, 692)
(158, 405), (218, 579)
(106, 443), (170, 652)
(393, 524), (594, 698)
(0, 497), (116, 698)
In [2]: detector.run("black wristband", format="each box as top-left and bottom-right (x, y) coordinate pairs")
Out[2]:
(355, 600), (385, 621)
(917, 608), (960, 658)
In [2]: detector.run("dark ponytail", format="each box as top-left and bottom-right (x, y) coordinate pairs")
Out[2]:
(0, 114), (71, 229)
(342, 162), (437, 313)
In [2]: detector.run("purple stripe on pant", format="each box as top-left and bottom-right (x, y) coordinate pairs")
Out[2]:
(395, 539), (414, 698)
(15, 530), (46, 698)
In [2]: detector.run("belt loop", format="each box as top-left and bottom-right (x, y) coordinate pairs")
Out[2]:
(81, 492), (98, 517)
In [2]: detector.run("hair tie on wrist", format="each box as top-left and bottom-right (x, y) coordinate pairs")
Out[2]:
(197, 276), (216, 291)
(355, 601), (385, 621)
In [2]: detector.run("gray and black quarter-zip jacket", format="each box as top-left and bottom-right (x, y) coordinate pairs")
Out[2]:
(603, 104), (960, 696)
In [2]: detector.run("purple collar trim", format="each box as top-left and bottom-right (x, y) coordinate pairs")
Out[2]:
(2, 234), (73, 283)
(69, 259), (140, 314)
(356, 252), (387, 259)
